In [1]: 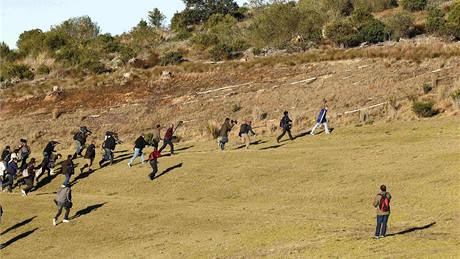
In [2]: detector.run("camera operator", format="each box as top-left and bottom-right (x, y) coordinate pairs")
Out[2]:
(276, 111), (294, 143)
(218, 118), (237, 151)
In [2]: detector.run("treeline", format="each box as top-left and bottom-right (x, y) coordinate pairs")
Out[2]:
(1, 0), (459, 84)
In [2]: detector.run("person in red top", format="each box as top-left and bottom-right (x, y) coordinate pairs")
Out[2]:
(159, 124), (175, 155)
(148, 145), (161, 180)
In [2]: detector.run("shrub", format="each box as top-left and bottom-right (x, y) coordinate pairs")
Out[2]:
(450, 89), (460, 108)
(231, 103), (241, 112)
(299, 0), (354, 18)
(160, 51), (183, 66)
(446, 2), (460, 39)
(325, 19), (361, 47)
(0, 42), (17, 62)
(426, 7), (446, 34)
(209, 43), (235, 61)
(148, 8), (166, 28)
(44, 30), (68, 51)
(384, 11), (415, 40)
(205, 121), (221, 139)
(37, 64), (51, 75)
(412, 100), (436, 117)
(54, 16), (100, 42)
(353, 0), (398, 12)
(422, 83), (432, 94)
(17, 29), (45, 56)
(249, 3), (324, 48)
(1, 63), (34, 80)
(54, 45), (83, 65)
(401, 0), (427, 11)
(81, 59), (107, 74)
(351, 9), (386, 44)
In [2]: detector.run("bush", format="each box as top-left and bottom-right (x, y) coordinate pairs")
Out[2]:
(81, 59), (107, 74)
(1, 63), (34, 80)
(205, 121), (221, 139)
(426, 7), (446, 34)
(17, 29), (45, 56)
(37, 64), (51, 75)
(54, 16), (100, 42)
(353, 0), (398, 12)
(54, 45), (83, 65)
(446, 2), (460, 39)
(209, 43), (235, 61)
(160, 51), (183, 66)
(412, 100), (436, 117)
(249, 3), (324, 48)
(450, 89), (460, 108)
(351, 9), (386, 44)
(401, 0), (427, 11)
(0, 42), (17, 62)
(384, 11), (415, 40)
(422, 83), (432, 94)
(325, 19), (361, 47)
(44, 30), (68, 51)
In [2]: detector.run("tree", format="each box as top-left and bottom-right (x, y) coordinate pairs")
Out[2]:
(148, 8), (166, 28)
(0, 42), (16, 62)
(446, 1), (460, 39)
(17, 29), (45, 56)
(54, 16), (100, 43)
(384, 11), (415, 41)
(400, 0), (427, 11)
(426, 7), (446, 34)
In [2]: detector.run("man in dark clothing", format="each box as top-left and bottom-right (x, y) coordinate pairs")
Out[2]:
(73, 126), (91, 159)
(21, 158), (36, 196)
(373, 185), (392, 239)
(80, 142), (96, 174)
(239, 120), (256, 149)
(53, 184), (72, 226)
(61, 155), (75, 186)
(18, 139), (31, 171)
(159, 124), (175, 155)
(276, 111), (293, 143)
(1, 146), (11, 164)
(99, 132), (119, 167)
(218, 118), (236, 151)
(128, 134), (149, 167)
(36, 153), (62, 181)
(1, 157), (18, 192)
(41, 141), (59, 174)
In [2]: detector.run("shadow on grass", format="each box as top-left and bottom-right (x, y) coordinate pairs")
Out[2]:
(294, 130), (312, 139)
(0, 228), (38, 249)
(34, 174), (59, 192)
(70, 202), (107, 220)
(235, 140), (268, 150)
(70, 168), (99, 186)
(175, 145), (194, 152)
(387, 222), (436, 236)
(260, 144), (284, 150)
(1, 216), (36, 235)
(153, 163), (183, 180)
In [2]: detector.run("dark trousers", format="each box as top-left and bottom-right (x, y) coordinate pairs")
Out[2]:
(277, 128), (293, 142)
(149, 160), (158, 180)
(375, 215), (389, 237)
(23, 178), (34, 193)
(159, 139), (174, 154)
(1, 174), (14, 192)
(20, 154), (29, 170)
(54, 205), (70, 220)
(99, 148), (113, 165)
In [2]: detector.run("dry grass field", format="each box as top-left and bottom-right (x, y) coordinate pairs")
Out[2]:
(1, 116), (459, 258)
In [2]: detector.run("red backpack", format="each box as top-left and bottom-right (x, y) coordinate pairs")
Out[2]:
(379, 193), (390, 212)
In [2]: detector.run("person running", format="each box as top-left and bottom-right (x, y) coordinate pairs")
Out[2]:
(310, 104), (330, 135)
(1, 157), (18, 192)
(373, 185), (392, 239)
(99, 132), (120, 167)
(53, 184), (72, 226)
(18, 139), (31, 171)
(61, 155), (75, 186)
(218, 118), (237, 151)
(80, 142), (96, 174)
(1, 146), (11, 165)
(148, 145), (161, 180)
(36, 153), (62, 181)
(152, 124), (162, 147)
(239, 120), (256, 149)
(20, 158), (36, 196)
(276, 111), (293, 143)
(73, 126), (91, 159)
(159, 124), (175, 155)
(128, 134), (149, 167)
(40, 141), (59, 175)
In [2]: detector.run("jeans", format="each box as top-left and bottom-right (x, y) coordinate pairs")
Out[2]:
(128, 148), (144, 165)
(149, 160), (158, 180)
(1, 174), (14, 192)
(218, 136), (228, 151)
(103, 148), (113, 162)
(63, 173), (71, 186)
(75, 141), (83, 156)
(375, 215), (389, 237)
(277, 128), (293, 142)
(159, 139), (174, 154)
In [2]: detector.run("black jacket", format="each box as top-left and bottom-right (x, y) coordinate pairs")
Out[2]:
(104, 136), (116, 150)
(280, 115), (292, 129)
(74, 131), (87, 145)
(1, 149), (10, 161)
(43, 142), (55, 155)
(84, 144), (96, 159)
(134, 136), (148, 150)
(239, 124), (255, 136)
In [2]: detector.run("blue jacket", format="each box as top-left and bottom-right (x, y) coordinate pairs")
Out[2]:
(316, 108), (328, 123)
(6, 162), (18, 175)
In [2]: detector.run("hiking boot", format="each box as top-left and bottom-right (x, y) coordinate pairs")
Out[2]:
(53, 218), (57, 226)
(63, 219), (70, 223)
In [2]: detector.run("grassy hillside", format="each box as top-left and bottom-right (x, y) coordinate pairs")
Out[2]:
(1, 117), (458, 258)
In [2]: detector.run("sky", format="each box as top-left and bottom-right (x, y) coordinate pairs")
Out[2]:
(0, 0), (247, 49)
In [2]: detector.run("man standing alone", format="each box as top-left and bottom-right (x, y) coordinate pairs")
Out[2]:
(276, 111), (293, 143)
(373, 185), (392, 239)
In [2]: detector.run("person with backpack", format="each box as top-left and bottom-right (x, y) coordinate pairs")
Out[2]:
(99, 132), (120, 167)
(128, 134), (149, 167)
(80, 141), (96, 174)
(310, 104), (330, 135)
(218, 118), (237, 151)
(373, 184), (392, 239)
(1, 157), (18, 193)
(61, 155), (75, 186)
(53, 183), (72, 226)
(18, 139), (31, 171)
(159, 124), (175, 155)
(36, 153), (62, 182)
(239, 120), (256, 149)
(20, 158), (36, 196)
(148, 145), (161, 180)
(73, 126), (91, 159)
(276, 111), (293, 143)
